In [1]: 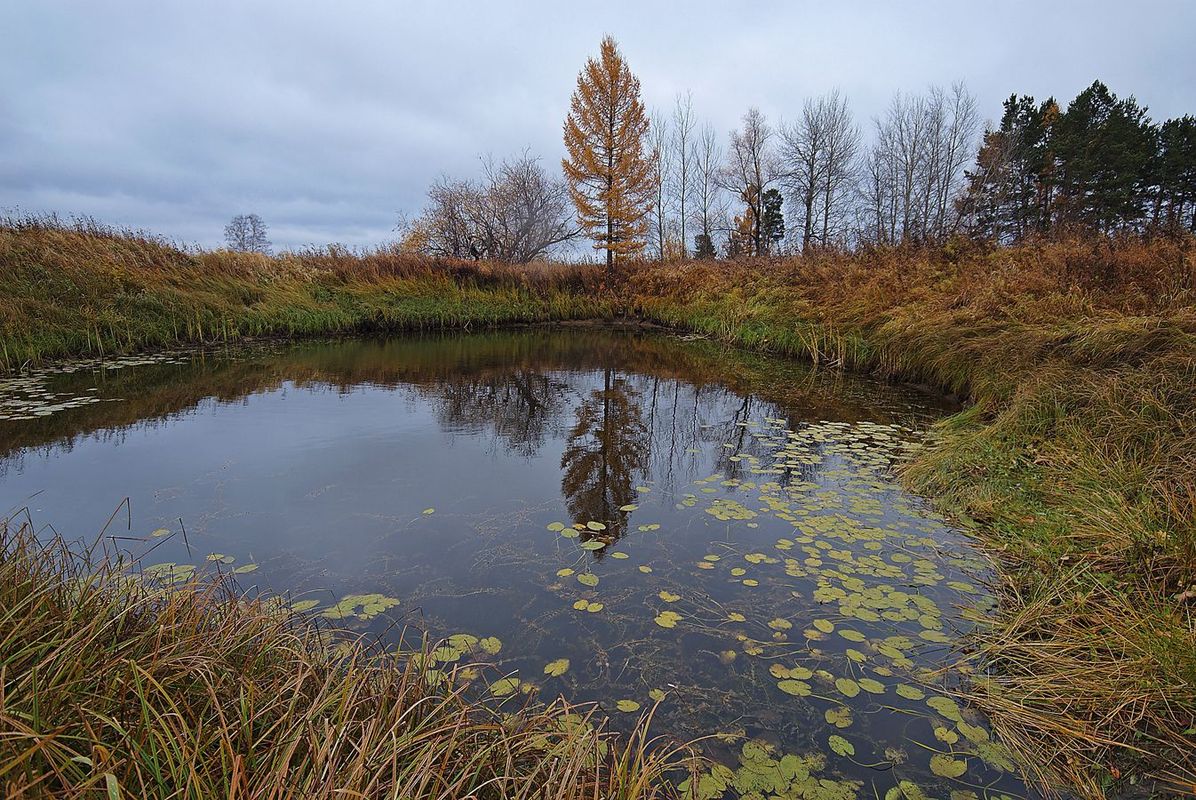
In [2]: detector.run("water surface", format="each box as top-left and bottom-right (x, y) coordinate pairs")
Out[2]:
(0, 330), (1029, 800)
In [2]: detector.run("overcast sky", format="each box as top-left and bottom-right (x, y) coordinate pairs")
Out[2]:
(3, 1), (1194, 251)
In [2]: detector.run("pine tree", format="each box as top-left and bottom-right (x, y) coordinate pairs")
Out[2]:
(1053, 81), (1156, 232)
(1154, 115), (1196, 232)
(760, 189), (785, 254)
(562, 36), (654, 274)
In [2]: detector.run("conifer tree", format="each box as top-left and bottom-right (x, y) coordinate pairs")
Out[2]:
(562, 36), (654, 273)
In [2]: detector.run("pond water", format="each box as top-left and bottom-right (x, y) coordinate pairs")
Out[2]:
(0, 329), (1032, 800)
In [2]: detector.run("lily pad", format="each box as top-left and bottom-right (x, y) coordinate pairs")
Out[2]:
(654, 610), (682, 629)
(828, 734), (855, 757)
(544, 658), (570, 677)
(929, 754), (967, 778)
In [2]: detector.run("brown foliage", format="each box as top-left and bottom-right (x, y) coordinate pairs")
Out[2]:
(562, 36), (654, 269)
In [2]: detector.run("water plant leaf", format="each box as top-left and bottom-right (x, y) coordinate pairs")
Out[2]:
(585, 521), (606, 532)
(929, 754), (967, 778)
(933, 725), (959, 745)
(616, 699), (641, 713)
(834, 678), (860, 698)
(478, 636), (502, 655)
(290, 599), (319, 613)
(727, 612), (746, 622)
(556, 568), (575, 577)
(654, 610), (682, 629)
(611, 551), (629, 559)
(777, 680), (812, 696)
(828, 735), (855, 757)
(638, 565), (652, 573)
(927, 696), (963, 722)
(544, 658), (570, 677)
(619, 504), (638, 512)
(580, 540), (606, 550)
(824, 706), (853, 728)
(577, 572), (599, 587)
(422, 508), (435, 515)
(489, 677), (520, 697)
(658, 590), (680, 603)
(895, 684), (925, 701)
(232, 563), (258, 574)
(857, 677), (885, 694)
(546, 522), (565, 532)
(648, 688), (666, 702)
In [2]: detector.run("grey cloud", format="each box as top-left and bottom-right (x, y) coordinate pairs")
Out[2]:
(2, 0), (1193, 250)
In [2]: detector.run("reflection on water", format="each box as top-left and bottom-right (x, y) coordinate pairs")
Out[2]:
(0, 330), (1033, 800)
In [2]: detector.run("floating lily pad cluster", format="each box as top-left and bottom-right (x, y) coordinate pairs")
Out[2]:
(0, 354), (186, 421)
(525, 417), (1017, 795)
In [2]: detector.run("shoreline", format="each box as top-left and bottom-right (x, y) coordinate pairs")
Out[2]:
(2, 222), (1193, 797)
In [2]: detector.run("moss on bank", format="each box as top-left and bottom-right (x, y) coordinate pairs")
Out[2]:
(2, 219), (1194, 797)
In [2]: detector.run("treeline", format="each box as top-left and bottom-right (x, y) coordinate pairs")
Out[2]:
(399, 38), (1196, 264)
(962, 83), (1196, 241)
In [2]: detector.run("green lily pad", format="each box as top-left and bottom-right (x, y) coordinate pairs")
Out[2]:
(654, 610), (682, 629)
(544, 658), (570, 677)
(929, 754), (967, 778)
(828, 734), (855, 757)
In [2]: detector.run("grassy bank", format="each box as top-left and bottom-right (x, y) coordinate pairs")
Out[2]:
(626, 241), (1196, 796)
(0, 518), (686, 798)
(2, 217), (1194, 797)
(0, 218), (616, 371)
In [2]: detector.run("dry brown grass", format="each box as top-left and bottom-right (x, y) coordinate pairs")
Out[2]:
(0, 515), (693, 799)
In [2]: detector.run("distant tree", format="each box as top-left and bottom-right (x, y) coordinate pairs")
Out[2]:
(782, 90), (861, 252)
(721, 108), (783, 256)
(860, 84), (978, 245)
(647, 108), (673, 260)
(405, 152), (578, 263)
(671, 92), (697, 258)
(562, 36), (654, 274)
(760, 188), (785, 253)
(960, 94), (1058, 241)
(693, 123), (727, 258)
(693, 232), (717, 259)
(224, 214), (271, 253)
(1051, 81), (1156, 232)
(1153, 115), (1196, 232)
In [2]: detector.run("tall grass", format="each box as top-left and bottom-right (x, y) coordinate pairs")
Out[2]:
(0, 515), (691, 799)
(2, 215), (1194, 796)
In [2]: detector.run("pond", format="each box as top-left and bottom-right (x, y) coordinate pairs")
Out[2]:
(0, 329), (1032, 800)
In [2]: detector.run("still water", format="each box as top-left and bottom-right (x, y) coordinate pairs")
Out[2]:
(0, 330), (1031, 799)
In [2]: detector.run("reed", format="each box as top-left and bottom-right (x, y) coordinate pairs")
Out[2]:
(0, 515), (692, 799)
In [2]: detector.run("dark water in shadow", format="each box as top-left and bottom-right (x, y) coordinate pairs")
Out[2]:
(0, 330), (1031, 800)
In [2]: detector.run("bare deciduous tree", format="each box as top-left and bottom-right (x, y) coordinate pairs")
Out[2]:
(405, 152), (579, 263)
(858, 83), (979, 245)
(647, 109), (674, 259)
(693, 123), (726, 257)
(721, 107), (783, 256)
(671, 92), (697, 258)
(224, 214), (271, 254)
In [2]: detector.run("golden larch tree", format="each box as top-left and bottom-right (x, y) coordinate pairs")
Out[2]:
(562, 36), (654, 272)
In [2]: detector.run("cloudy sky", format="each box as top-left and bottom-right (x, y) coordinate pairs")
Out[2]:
(3, 1), (1194, 251)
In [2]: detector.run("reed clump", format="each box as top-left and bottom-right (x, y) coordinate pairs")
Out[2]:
(0, 517), (689, 799)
